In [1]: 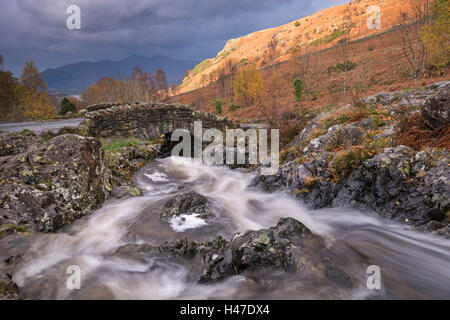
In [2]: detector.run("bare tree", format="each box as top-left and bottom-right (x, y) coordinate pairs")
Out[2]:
(267, 36), (279, 72)
(331, 23), (357, 102)
(395, 0), (431, 83)
(289, 34), (320, 99)
(155, 69), (168, 92)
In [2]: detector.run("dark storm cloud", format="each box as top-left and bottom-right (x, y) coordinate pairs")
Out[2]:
(0, 0), (348, 75)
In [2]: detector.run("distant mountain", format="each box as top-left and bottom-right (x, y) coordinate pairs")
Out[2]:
(42, 54), (198, 92)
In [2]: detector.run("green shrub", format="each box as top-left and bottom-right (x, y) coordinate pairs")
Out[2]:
(229, 104), (241, 112)
(59, 97), (76, 115)
(334, 60), (357, 73)
(295, 21), (301, 27)
(214, 99), (223, 114)
(292, 77), (304, 102)
(103, 137), (144, 151)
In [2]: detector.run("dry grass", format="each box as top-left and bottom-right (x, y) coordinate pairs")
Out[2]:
(396, 113), (450, 150)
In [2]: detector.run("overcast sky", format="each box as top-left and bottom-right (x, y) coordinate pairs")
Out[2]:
(0, 0), (348, 75)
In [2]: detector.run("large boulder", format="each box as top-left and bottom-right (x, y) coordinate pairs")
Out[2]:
(160, 191), (211, 221)
(199, 217), (353, 287)
(333, 146), (450, 225)
(421, 87), (450, 129)
(0, 134), (111, 233)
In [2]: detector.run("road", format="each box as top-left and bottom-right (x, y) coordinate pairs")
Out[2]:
(0, 118), (84, 134)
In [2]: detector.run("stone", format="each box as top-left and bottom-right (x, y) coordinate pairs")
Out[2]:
(0, 131), (44, 157)
(82, 102), (237, 140)
(302, 124), (365, 155)
(421, 88), (450, 129)
(0, 134), (111, 233)
(198, 217), (354, 288)
(161, 192), (211, 221)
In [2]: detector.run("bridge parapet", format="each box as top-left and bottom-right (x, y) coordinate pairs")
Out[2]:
(82, 102), (237, 140)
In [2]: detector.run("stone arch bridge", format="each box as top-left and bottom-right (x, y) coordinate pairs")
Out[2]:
(82, 102), (237, 140)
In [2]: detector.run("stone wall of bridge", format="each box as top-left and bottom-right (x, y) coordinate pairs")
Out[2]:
(82, 102), (237, 140)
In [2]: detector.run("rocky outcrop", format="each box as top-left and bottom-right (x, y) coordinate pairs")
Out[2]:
(0, 134), (111, 233)
(254, 145), (450, 234)
(0, 131), (44, 157)
(334, 146), (449, 225)
(421, 85), (449, 129)
(161, 192), (212, 221)
(105, 142), (160, 189)
(199, 217), (353, 287)
(265, 82), (450, 236)
(364, 81), (450, 110)
(82, 102), (237, 140)
(302, 124), (366, 154)
(114, 217), (355, 288)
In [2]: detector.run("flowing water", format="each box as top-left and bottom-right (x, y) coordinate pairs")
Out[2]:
(4, 157), (450, 299)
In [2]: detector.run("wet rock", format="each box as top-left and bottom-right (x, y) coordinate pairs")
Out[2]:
(199, 217), (353, 288)
(115, 238), (199, 260)
(421, 87), (450, 129)
(333, 146), (450, 225)
(0, 134), (111, 233)
(252, 153), (340, 209)
(254, 145), (449, 227)
(105, 143), (160, 188)
(161, 192), (211, 221)
(110, 186), (143, 199)
(0, 261), (19, 300)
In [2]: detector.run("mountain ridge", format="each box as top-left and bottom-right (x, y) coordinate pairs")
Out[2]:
(42, 54), (198, 92)
(177, 0), (418, 94)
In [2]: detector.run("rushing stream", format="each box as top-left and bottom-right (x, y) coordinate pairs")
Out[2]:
(5, 157), (450, 299)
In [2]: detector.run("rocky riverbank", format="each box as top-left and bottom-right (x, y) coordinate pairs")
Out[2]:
(254, 81), (450, 236)
(0, 81), (448, 299)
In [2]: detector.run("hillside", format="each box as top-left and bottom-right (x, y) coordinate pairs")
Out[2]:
(42, 54), (198, 92)
(177, 0), (419, 94)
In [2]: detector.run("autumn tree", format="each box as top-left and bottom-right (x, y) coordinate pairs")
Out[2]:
(19, 60), (56, 119)
(82, 77), (118, 105)
(421, 0), (450, 72)
(232, 66), (263, 106)
(20, 60), (48, 92)
(0, 70), (20, 121)
(82, 66), (165, 105)
(154, 68), (168, 91)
